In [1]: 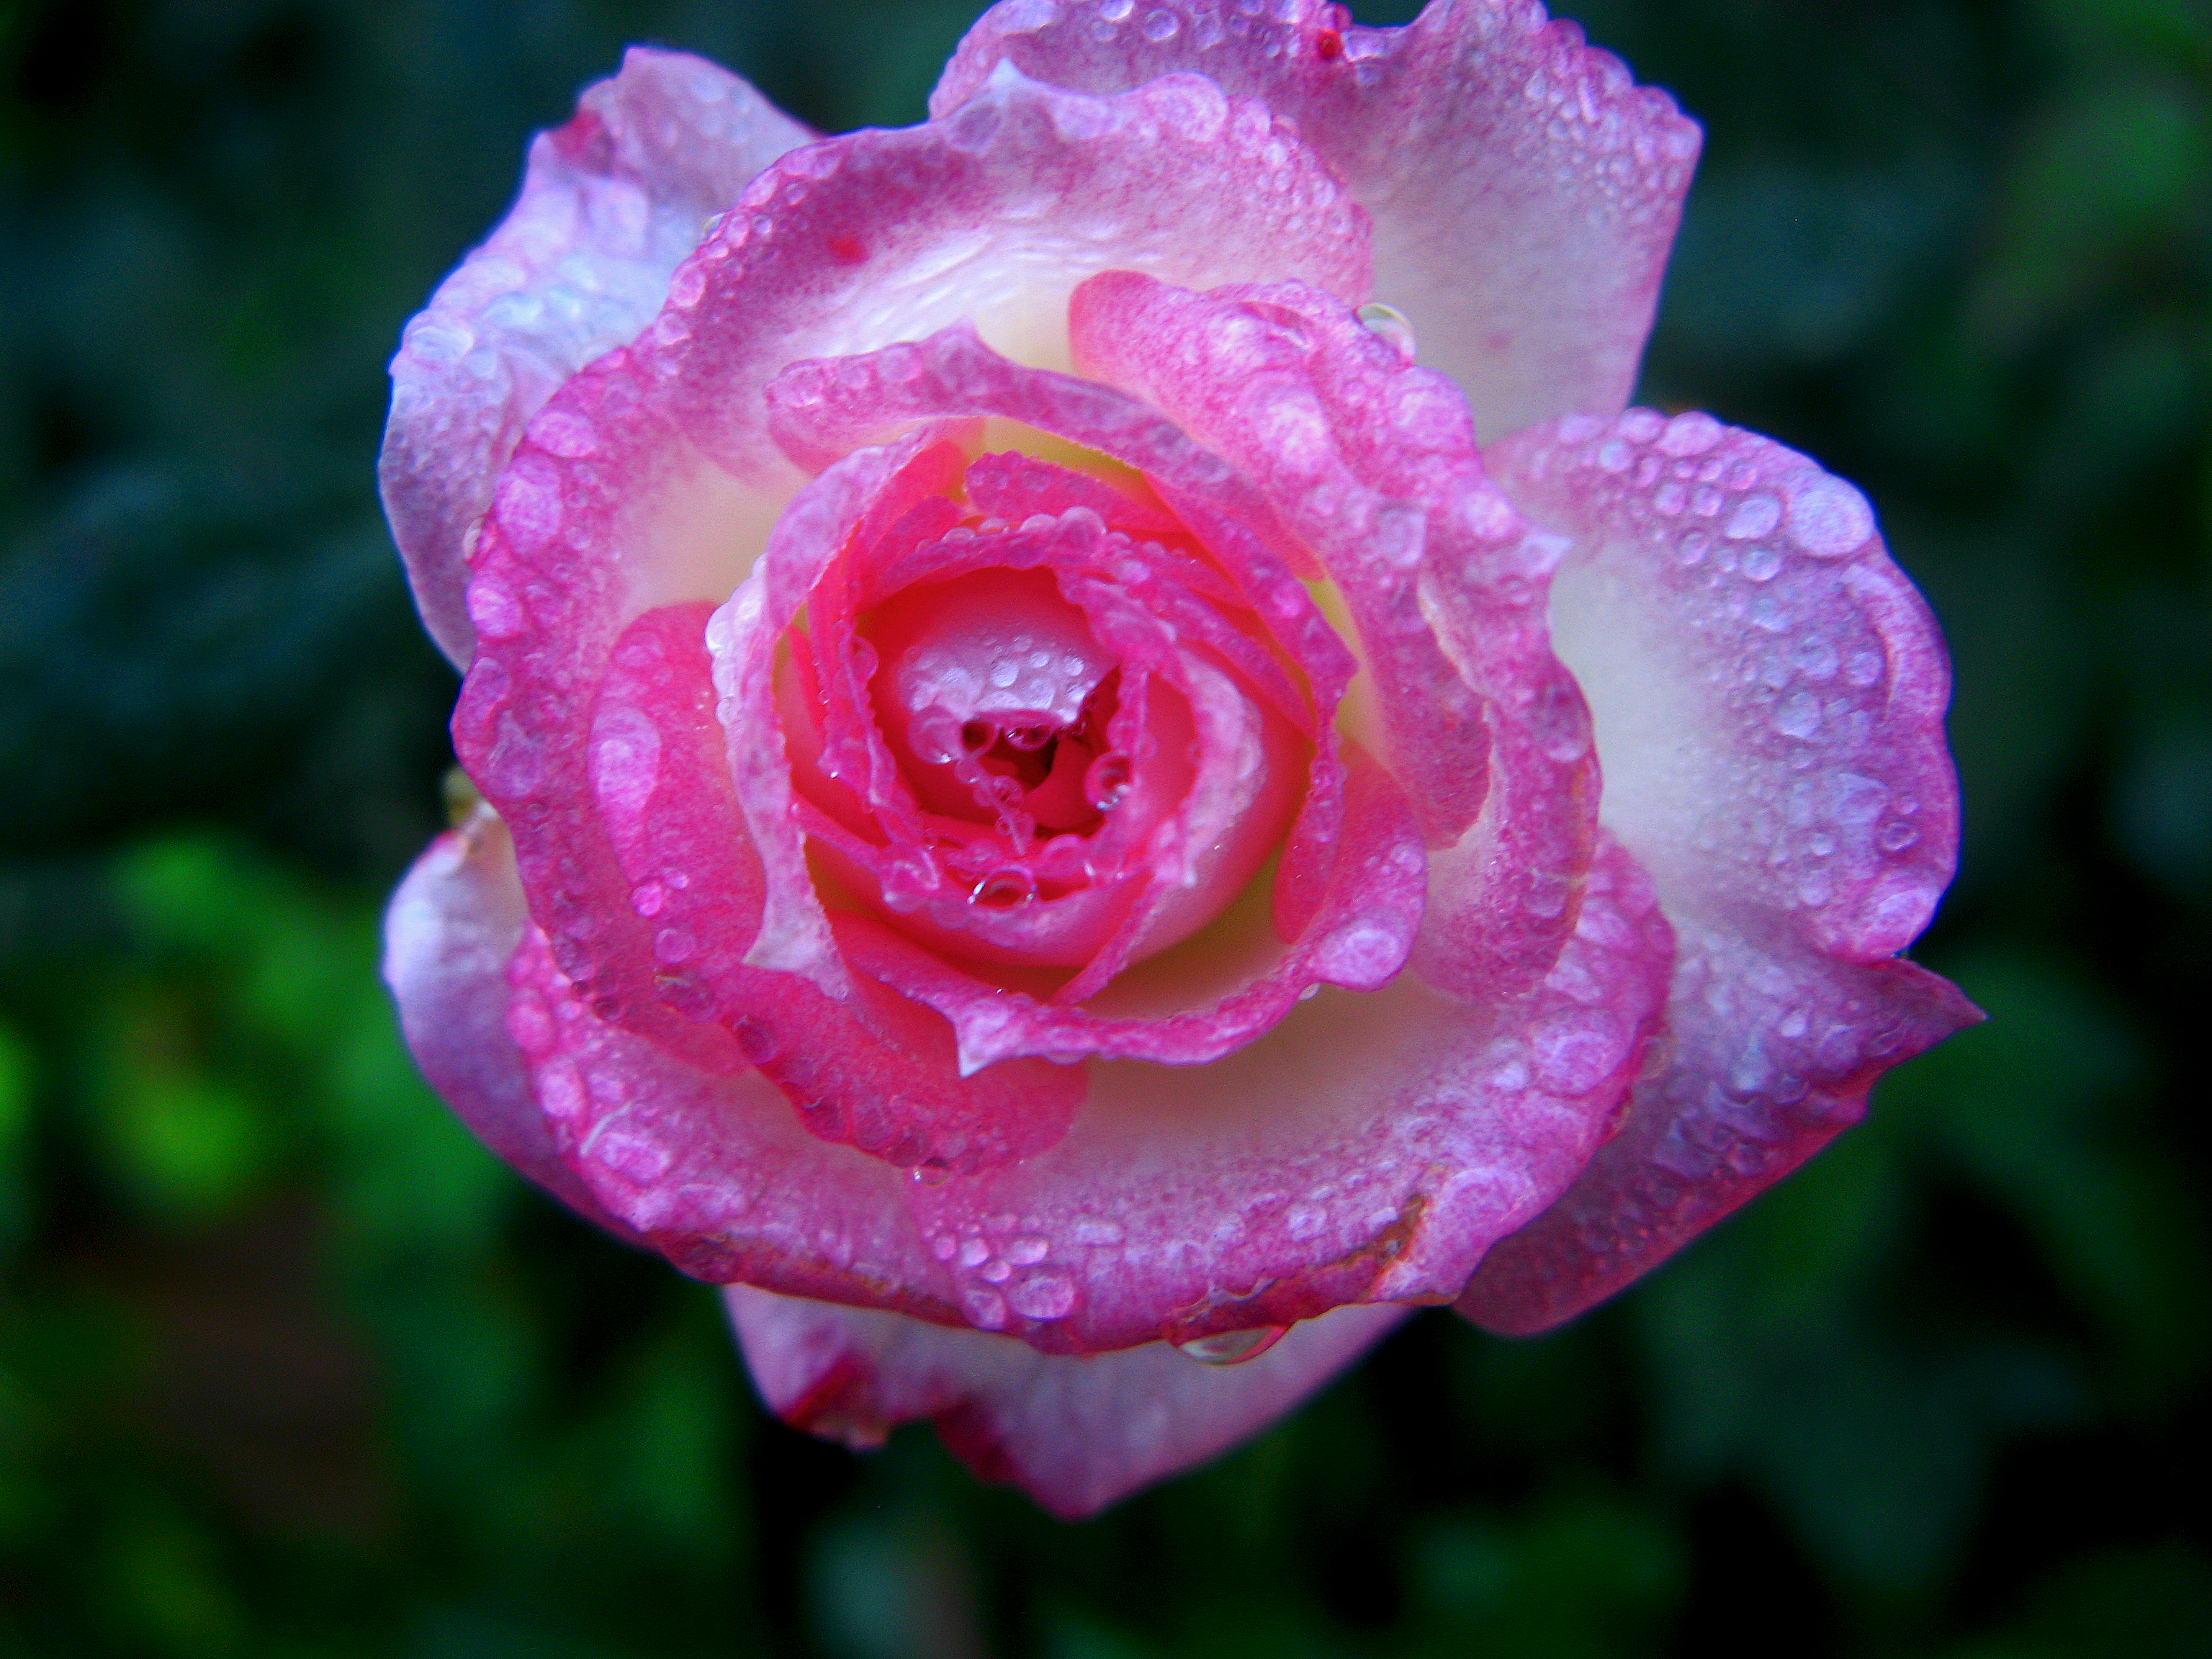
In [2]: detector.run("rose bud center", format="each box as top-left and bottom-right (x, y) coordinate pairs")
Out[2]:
(867, 567), (1125, 840)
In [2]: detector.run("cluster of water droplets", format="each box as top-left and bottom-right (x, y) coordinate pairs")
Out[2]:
(1542, 406), (1940, 943)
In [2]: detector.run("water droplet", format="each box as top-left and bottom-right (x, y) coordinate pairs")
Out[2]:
(909, 706), (965, 765)
(1008, 1273), (1078, 1320)
(1793, 634), (1840, 680)
(1177, 1326), (1288, 1364)
(732, 1018), (779, 1064)
(1084, 750), (1133, 810)
(1003, 719), (1054, 751)
(1772, 691), (1822, 739)
(1141, 6), (1181, 41)
(1879, 820), (1921, 853)
(1356, 301), (1417, 361)
(980, 1257), (1012, 1284)
(971, 867), (1038, 909)
(963, 1290), (1008, 1330)
(1726, 493), (1783, 540)
(1677, 530), (1710, 567)
(1742, 544), (1783, 582)
(1007, 1236), (1049, 1265)
(1786, 472), (1874, 557)
(1658, 410), (1723, 456)
(929, 1232), (958, 1260)
(958, 1237), (989, 1268)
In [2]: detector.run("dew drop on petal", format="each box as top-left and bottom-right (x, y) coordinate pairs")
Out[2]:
(1786, 471), (1875, 557)
(1725, 493), (1782, 539)
(1176, 1326), (1289, 1365)
(1772, 691), (1822, 739)
(1009, 1273), (1078, 1321)
(909, 706), (966, 765)
(1084, 750), (1133, 810)
(1356, 301), (1417, 362)
(963, 1290), (1008, 1330)
(971, 867), (1038, 909)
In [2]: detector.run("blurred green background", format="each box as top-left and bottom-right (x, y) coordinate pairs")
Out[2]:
(2, 0), (2208, 1653)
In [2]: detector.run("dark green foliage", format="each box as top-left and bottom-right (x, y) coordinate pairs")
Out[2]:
(1, 1), (2206, 1653)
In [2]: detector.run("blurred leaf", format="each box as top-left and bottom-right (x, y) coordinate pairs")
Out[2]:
(1408, 1490), (1682, 1659)
(90, 989), (276, 1224)
(1888, 950), (2212, 1403)
(1977, 73), (2209, 339)
(1943, 1542), (2212, 1659)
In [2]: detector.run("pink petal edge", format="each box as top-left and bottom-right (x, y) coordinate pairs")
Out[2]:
(382, 809), (642, 1242)
(935, 0), (1700, 441)
(1457, 409), (1982, 1334)
(727, 1284), (1411, 1519)
(380, 48), (811, 665)
(1071, 274), (1599, 1010)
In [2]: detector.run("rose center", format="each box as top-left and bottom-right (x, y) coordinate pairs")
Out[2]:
(864, 567), (1128, 840)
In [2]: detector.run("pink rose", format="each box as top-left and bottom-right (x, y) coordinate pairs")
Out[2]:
(380, 0), (1977, 1516)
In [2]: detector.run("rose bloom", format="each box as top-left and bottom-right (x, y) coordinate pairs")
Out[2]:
(380, 0), (1977, 1516)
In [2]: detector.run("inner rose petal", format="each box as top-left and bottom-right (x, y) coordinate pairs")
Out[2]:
(868, 567), (1118, 831)
(779, 443), (1312, 985)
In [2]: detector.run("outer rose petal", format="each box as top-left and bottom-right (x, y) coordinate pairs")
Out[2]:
(727, 1285), (1410, 1519)
(935, 0), (1700, 439)
(383, 807), (641, 1242)
(660, 65), (1372, 486)
(458, 62), (1380, 1106)
(503, 927), (966, 1313)
(898, 836), (1671, 1355)
(1457, 410), (1982, 1333)
(380, 49), (812, 665)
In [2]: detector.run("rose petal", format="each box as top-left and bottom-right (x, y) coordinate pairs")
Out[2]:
(935, 0), (1701, 440)
(462, 383), (1084, 1177)
(382, 809), (641, 1241)
(504, 926), (971, 1308)
(662, 65), (1372, 483)
(727, 1285), (1411, 1519)
(897, 833), (1672, 1355)
(1457, 409), (1982, 1333)
(380, 48), (812, 665)
(1072, 274), (1597, 1008)
(762, 327), (1429, 1068)
(835, 743), (1425, 1072)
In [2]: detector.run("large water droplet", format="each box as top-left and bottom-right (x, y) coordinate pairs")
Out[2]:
(1084, 750), (1133, 810)
(1356, 301), (1417, 362)
(1176, 1326), (1288, 1365)
(1008, 1273), (1078, 1320)
(732, 1018), (779, 1064)
(971, 867), (1038, 909)
(909, 706), (966, 765)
